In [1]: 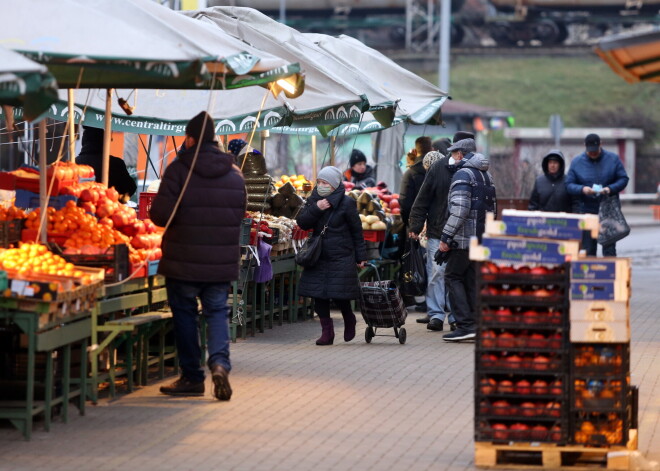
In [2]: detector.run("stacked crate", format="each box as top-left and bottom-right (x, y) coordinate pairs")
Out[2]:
(569, 257), (633, 447)
(471, 210), (595, 445)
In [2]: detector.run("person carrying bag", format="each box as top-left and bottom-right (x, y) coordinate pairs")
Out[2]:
(296, 166), (368, 346)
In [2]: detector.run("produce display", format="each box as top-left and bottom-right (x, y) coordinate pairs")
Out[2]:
(267, 181), (304, 218)
(0, 162), (95, 195)
(274, 174), (312, 193)
(349, 191), (388, 231)
(0, 205), (27, 222)
(0, 243), (83, 279)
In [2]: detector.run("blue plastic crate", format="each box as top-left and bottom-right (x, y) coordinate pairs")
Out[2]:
(15, 189), (77, 210)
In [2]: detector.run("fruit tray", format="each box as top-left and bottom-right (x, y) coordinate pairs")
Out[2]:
(478, 352), (565, 373)
(475, 419), (567, 443)
(0, 219), (24, 248)
(479, 330), (564, 350)
(477, 375), (566, 398)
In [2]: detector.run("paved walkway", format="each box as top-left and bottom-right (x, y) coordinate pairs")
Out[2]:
(1, 225), (659, 471)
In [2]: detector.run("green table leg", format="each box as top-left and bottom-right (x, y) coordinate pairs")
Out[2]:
(62, 344), (71, 423)
(44, 349), (53, 432)
(80, 338), (87, 416)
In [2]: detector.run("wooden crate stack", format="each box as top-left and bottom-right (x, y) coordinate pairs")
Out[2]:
(472, 210), (637, 470)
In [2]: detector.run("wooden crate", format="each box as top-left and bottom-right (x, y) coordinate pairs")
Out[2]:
(475, 429), (637, 470)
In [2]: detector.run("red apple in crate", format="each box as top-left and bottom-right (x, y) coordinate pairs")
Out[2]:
(530, 266), (550, 275)
(499, 265), (515, 274)
(532, 380), (549, 395)
(492, 400), (510, 416)
(517, 265), (531, 274)
(549, 425), (563, 442)
(533, 355), (551, 371)
(505, 355), (523, 368)
(549, 332), (563, 349)
(520, 402), (537, 417)
(480, 262), (499, 274)
(498, 380), (514, 394)
(99, 217), (113, 228)
(545, 401), (562, 417)
(492, 423), (508, 441)
(528, 333), (547, 348)
(534, 288), (555, 298)
(509, 423), (530, 439)
(497, 332), (516, 348)
(549, 379), (563, 396)
(506, 286), (524, 296)
(481, 353), (499, 368)
(495, 307), (513, 321)
(480, 377), (497, 395)
(531, 424), (548, 440)
(515, 379), (531, 395)
(80, 201), (96, 214)
(522, 310), (540, 325)
(481, 285), (500, 296)
(481, 330), (497, 348)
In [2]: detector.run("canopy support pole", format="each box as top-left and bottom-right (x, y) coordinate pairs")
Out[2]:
(38, 121), (47, 244)
(330, 136), (336, 167)
(260, 130), (269, 155)
(67, 89), (76, 161)
(311, 135), (317, 180)
(102, 89), (113, 186)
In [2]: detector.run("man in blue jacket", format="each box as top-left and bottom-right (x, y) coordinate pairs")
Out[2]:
(565, 133), (629, 256)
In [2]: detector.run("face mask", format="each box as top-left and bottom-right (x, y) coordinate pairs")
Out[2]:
(317, 184), (333, 197)
(448, 157), (456, 165)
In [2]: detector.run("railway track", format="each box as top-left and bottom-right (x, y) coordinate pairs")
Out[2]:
(387, 45), (594, 61)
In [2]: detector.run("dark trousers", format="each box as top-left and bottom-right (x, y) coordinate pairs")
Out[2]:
(444, 249), (476, 333)
(582, 232), (616, 256)
(314, 298), (354, 319)
(166, 279), (231, 383)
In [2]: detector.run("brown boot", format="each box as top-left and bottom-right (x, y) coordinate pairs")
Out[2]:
(316, 317), (335, 345)
(211, 364), (232, 401)
(160, 376), (204, 396)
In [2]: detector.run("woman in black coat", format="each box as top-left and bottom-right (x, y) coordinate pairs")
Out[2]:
(297, 166), (368, 345)
(528, 150), (575, 213)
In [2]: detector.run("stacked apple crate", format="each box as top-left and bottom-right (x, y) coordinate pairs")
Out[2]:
(471, 209), (636, 468)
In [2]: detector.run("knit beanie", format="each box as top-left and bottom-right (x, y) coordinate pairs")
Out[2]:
(453, 131), (475, 143)
(317, 166), (343, 190)
(423, 151), (443, 170)
(185, 111), (216, 143)
(349, 149), (367, 167)
(228, 138), (247, 156)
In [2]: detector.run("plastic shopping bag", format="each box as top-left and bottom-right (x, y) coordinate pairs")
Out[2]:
(399, 239), (427, 297)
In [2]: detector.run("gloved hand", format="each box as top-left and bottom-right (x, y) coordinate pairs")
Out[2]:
(434, 240), (458, 265)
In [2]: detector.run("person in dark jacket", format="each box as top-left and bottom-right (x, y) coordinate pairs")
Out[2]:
(76, 126), (137, 202)
(439, 138), (496, 342)
(408, 131), (474, 330)
(343, 149), (376, 189)
(400, 136), (433, 226)
(565, 133), (629, 256)
(297, 166), (368, 345)
(528, 150), (574, 213)
(150, 111), (246, 400)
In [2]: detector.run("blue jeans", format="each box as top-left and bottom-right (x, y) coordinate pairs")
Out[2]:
(166, 278), (231, 383)
(426, 238), (454, 323)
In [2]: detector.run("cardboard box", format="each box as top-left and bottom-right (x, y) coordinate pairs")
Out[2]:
(570, 258), (631, 281)
(570, 320), (630, 343)
(470, 234), (580, 264)
(486, 211), (599, 240)
(570, 279), (630, 301)
(570, 300), (629, 322)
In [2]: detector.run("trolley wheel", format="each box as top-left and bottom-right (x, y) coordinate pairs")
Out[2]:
(399, 327), (407, 345)
(365, 326), (374, 343)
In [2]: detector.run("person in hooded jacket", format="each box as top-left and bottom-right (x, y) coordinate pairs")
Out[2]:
(76, 126), (137, 202)
(439, 138), (496, 342)
(343, 149), (376, 189)
(150, 111), (246, 401)
(528, 150), (574, 213)
(296, 166), (368, 346)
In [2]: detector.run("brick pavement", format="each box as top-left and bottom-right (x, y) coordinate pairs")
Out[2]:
(1, 232), (659, 471)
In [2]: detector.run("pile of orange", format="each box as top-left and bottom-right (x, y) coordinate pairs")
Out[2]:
(0, 205), (27, 222)
(0, 243), (83, 280)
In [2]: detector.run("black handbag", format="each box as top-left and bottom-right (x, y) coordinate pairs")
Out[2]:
(295, 199), (340, 268)
(399, 239), (427, 297)
(597, 194), (630, 246)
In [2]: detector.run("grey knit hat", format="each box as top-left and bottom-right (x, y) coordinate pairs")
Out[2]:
(447, 138), (476, 153)
(317, 166), (343, 190)
(423, 151), (443, 170)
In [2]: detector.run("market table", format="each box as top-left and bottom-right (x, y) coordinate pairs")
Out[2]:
(0, 305), (91, 440)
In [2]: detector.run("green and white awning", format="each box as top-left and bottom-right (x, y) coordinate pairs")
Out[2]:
(0, 46), (58, 120)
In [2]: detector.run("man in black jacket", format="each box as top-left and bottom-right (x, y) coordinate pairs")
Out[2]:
(528, 150), (574, 213)
(408, 131), (474, 331)
(150, 111), (246, 401)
